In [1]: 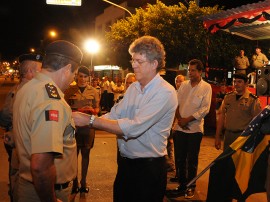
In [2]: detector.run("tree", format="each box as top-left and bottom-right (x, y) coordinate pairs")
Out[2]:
(105, 1), (251, 70)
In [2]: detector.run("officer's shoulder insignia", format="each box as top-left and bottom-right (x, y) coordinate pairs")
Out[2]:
(226, 91), (233, 95)
(45, 83), (61, 99)
(249, 93), (258, 99)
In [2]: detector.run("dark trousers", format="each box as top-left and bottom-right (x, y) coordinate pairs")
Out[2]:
(101, 91), (114, 112)
(114, 156), (167, 202)
(174, 131), (203, 188)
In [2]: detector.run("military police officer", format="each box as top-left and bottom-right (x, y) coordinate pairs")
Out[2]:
(64, 66), (100, 197)
(215, 73), (262, 151)
(234, 49), (250, 75)
(13, 40), (83, 202)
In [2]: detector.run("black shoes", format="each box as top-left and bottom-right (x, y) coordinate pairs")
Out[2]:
(69, 187), (80, 202)
(80, 187), (89, 193)
(166, 185), (186, 198)
(185, 188), (195, 199)
(71, 187), (80, 194)
(80, 187), (89, 198)
(166, 186), (195, 199)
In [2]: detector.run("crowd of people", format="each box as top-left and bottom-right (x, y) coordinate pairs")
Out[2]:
(0, 36), (270, 202)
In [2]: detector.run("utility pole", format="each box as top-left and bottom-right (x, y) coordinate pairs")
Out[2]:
(102, 0), (132, 16)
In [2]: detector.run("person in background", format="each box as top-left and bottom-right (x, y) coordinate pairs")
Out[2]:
(215, 73), (261, 151)
(215, 73), (261, 202)
(100, 76), (114, 112)
(215, 81), (227, 121)
(13, 40), (83, 202)
(64, 66), (100, 199)
(72, 36), (178, 202)
(234, 49), (250, 75)
(91, 78), (102, 116)
(92, 78), (101, 98)
(124, 73), (136, 91)
(107, 77), (115, 110)
(251, 47), (268, 71)
(175, 74), (185, 90)
(112, 78), (124, 104)
(166, 59), (212, 199)
(169, 74), (185, 180)
(114, 73), (136, 104)
(0, 53), (43, 202)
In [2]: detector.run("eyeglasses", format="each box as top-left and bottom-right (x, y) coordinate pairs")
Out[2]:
(130, 59), (149, 65)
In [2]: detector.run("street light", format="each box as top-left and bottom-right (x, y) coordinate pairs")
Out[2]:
(49, 30), (57, 38)
(40, 29), (58, 53)
(84, 39), (100, 80)
(102, 0), (132, 16)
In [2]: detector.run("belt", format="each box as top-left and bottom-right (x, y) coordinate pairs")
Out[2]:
(54, 181), (71, 190)
(120, 156), (165, 163)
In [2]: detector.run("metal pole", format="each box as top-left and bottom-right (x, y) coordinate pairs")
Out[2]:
(102, 0), (132, 16)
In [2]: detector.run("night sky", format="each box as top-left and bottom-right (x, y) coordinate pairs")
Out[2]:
(0, 0), (107, 61)
(0, 0), (262, 61)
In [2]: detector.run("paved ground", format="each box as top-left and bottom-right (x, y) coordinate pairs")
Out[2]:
(0, 77), (267, 201)
(0, 130), (267, 202)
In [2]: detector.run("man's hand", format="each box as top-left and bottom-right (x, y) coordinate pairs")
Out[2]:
(181, 126), (190, 130)
(178, 117), (189, 128)
(72, 112), (90, 127)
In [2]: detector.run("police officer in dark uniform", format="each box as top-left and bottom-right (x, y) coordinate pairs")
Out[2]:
(215, 73), (261, 151)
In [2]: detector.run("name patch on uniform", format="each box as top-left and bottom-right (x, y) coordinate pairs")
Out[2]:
(45, 110), (59, 122)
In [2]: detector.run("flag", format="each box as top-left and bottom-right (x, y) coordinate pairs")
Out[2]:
(206, 105), (270, 202)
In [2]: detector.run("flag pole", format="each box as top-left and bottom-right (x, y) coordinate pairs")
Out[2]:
(186, 105), (270, 188)
(186, 161), (215, 188)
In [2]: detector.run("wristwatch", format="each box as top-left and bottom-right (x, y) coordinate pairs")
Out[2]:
(89, 115), (96, 127)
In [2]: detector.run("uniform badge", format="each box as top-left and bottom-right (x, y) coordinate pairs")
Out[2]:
(45, 110), (59, 122)
(45, 83), (60, 99)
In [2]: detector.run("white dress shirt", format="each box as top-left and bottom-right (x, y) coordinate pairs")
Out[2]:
(103, 74), (177, 158)
(175, 79), (212, 133)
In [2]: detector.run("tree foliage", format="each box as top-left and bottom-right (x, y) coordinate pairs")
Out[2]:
(105, 1), (251, 70)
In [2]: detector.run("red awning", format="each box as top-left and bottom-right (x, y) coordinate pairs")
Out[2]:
(202, 0), (270, 40)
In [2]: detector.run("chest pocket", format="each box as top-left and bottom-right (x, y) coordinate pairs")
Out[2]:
(239, 98), (250, 111)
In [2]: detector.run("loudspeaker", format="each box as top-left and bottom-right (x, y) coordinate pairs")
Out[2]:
(256, 66), (270, 96)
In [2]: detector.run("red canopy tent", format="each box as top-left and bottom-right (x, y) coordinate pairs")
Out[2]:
(202, 0), (270, 40)
(202, 0), (270, 111)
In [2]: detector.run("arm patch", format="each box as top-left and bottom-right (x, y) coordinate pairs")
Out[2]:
(45, 110), (59, 122)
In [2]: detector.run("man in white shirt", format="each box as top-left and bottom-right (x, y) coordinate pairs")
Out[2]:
(166, 59), (212, 199)
(72, 36), (178, 201)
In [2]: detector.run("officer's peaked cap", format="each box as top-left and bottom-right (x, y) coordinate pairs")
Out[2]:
(78, 66), (90, 76)
(45, 40), (83, 64)
(19, 53), (43, 63)
(233, 73), (248, 82)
